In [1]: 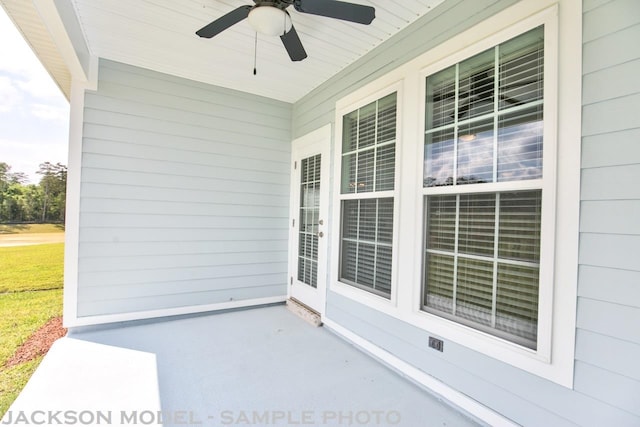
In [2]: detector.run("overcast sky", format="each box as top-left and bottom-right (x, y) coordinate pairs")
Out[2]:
(0, 7), (69, 184)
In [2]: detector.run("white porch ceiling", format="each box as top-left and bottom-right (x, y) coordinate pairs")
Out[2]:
(71, 0), (445, 103)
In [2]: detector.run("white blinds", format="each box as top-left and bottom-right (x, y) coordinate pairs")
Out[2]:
(424, 26), (544, 187)
(341, 198), (394, 297)
(424, 190), (542, 348)
(297, 154), (321, 289)
(422, 26), (544, 349)
(342, 93), (397, 193)
(339, 92), (397, 298)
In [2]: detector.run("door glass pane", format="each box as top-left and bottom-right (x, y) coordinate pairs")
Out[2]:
(297, 154), (321, 288)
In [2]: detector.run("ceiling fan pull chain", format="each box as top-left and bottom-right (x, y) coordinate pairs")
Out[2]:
(253, 32), (258, 75)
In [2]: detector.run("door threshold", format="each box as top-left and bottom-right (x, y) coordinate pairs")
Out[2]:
(286, 298), (322, 327)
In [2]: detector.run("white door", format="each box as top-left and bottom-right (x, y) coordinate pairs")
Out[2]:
(288, 125), (330, 315)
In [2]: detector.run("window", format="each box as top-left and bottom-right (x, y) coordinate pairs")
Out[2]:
(422, 27), (545, 348)
(339, 93), (397, 298)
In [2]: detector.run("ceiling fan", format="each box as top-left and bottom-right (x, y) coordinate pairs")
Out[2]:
(196, 0), (376, 62)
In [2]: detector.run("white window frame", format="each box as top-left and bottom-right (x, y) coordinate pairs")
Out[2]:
(418, 25), (554, 351)
(332, 82), (404, 312)
(330, 0), (580, 388)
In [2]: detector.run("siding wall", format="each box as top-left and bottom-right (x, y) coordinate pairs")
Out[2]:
(577, 0), (640, 418)
(292, 0), (640, 425)
(76, 60), (292, 318)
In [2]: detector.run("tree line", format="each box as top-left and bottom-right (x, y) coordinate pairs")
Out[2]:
(0, 162), (67, 223)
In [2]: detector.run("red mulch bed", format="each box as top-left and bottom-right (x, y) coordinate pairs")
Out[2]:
(4, 317), (67, 368)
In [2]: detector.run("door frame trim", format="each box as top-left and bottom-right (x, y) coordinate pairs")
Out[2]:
(287, 124), (332, 316)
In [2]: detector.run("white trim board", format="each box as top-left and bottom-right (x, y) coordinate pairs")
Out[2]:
(65, 296), (287, 328)
(323, 318), (518, 427)
(62, 79), (87, 328)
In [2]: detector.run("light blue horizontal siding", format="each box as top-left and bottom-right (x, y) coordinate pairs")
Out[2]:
(582, 129), (640, 168)
(78, 240), (288, 258)
(575, 329), (640, 382)
(580, 200), (640, 234)
(292, 0), (640, 425)
(583, 22), (640, 74)
(77, 59), (292, 317)
(576, 4), (640, 420)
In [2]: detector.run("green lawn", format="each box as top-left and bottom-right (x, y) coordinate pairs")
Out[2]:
(0, 240), (64, 418)
(0, 244), (64, 293)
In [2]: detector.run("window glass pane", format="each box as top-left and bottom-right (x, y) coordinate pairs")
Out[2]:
(498, 190), (542, 262)
(356, 243), (376, 287)
(342, 199), (359, 240)
(499, 26), (544, 110)
(458, 48), (495, 120)
(456, 257), (494, 327)
(458, 193), (495, 256)
(424, 127), (455, 187)
(340, 240), (357, 283)
(376, 143), (395, 191)
(496, 263), (539, 347)
(423, 191), (540, 348)
(342, 92), (397, 194)
(341, 153), (356, 194)
(378, 93), (397, 143)
(457, 119), (494, 185)
(358, 101), (377, 149)
(426, 195), (456, 252)
(343, 110), (358, 153)
(375, 245), (393, 295)
(424, 253), (455, 313)
(339, 198), (393, 299)
(497, 106), (543, 181)
(356, 149), (375, 192)
(358, 199), (377, 242)
(426, 65), (455, 129)
(377, 198), (394, 244)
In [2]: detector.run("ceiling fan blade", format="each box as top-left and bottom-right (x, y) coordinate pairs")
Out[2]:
(280, 25), (307, 61)
(196, 5), (252, 38)
(294, 0), (375, 25)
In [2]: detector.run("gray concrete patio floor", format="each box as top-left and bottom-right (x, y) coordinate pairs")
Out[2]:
(3, 305), (482, 426)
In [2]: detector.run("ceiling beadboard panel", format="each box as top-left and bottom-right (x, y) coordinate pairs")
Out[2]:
(71, 0), (445, 103)
(1, 0), (72, 99)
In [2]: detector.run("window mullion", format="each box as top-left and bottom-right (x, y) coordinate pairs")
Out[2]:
(452, 194), (460, 316)
(354, 108), (360, 195)
(373, 99), (379, 192)
(373, 199), (379, 290)
(354, 200), (361, 283)
(493, 45), (499, 184)
(491, 193), (501, 328)
(453, 63), (460, 187)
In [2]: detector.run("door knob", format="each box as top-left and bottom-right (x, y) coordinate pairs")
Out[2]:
(317, 231), (324, 238)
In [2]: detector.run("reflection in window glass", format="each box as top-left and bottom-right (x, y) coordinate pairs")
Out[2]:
(498, 106), (543, 181)
(424, 26), (544, 188)
(422, 26), (545, 350)
(457, 120), (494, 184)
(424, 128), (454, 187)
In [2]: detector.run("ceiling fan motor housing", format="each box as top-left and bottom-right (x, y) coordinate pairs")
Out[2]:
(248, 4), (293, 36)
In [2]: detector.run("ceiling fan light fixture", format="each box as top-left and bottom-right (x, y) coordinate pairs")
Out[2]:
(248, 6), (292, 36)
